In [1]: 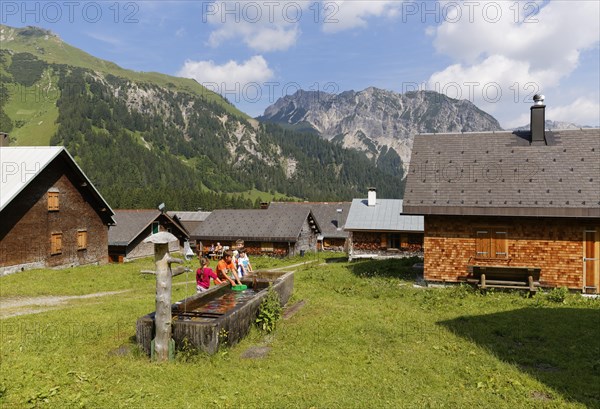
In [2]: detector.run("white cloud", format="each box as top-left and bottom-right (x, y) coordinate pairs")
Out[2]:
(546, 98), (600, 127)
(177, 55), (274, 95)
(208, 22), (299, 52)
(427, 0), (600, 127)
(502, 97), (600, 129)
(432, 1), (599, 71)
(321, 0), (404, 33)
(204, 1), (301, 52)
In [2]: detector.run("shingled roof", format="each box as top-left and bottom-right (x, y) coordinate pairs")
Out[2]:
(192, 207), (320, 242)
(403, 129), (600, 218)
(168, 210), (211, 236)
(109, 209), (188, 246)
(345, 199), (423, 231)
(268, 202), (351, 238)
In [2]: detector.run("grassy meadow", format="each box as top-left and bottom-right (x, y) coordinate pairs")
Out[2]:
(1, 254), (599, 408)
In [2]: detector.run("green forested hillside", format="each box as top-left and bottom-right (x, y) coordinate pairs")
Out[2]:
(0, 26), (404, 210)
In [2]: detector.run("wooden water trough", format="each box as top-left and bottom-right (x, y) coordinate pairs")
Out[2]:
(136, 270), (294, 355)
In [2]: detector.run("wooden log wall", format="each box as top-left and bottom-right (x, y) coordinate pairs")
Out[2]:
(424, 215), (600, 289)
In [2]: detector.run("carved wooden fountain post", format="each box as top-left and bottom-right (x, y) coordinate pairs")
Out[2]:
(143, 232), (185, 362)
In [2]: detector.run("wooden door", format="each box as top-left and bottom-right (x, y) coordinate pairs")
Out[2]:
(584, 229), (598, 293)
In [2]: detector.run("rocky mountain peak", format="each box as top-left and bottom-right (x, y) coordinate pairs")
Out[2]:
(258, 88), (503, 171)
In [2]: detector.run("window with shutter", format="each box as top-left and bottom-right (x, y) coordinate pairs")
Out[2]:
(493, 231), (507, 258)
(48, 191), (59, 211)
(475, 230), (490, 258)
(77, 230), (87, 250)
(50, 233), (62, 255)
(475, 228), (508, 259)
(388, 233), (401, 249)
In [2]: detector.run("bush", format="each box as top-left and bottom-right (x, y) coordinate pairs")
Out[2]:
(256, 285), (282, 333)
(547, 287), (569, 303)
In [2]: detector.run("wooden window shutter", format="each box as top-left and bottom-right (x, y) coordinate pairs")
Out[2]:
(77, 230), (88, 250)
(51, 233), (62, 255)
(475, 230), (490, 258)
(493, 231), (507, 258)
(48, 191), (59, 211)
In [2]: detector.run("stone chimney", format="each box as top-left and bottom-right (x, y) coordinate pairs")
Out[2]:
(530, 94), (546, 145)
(368, 188), (377, 207)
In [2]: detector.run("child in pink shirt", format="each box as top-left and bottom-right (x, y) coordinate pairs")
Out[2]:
(196, 257), (221, 293)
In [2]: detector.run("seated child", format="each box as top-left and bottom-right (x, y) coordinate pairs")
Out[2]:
(196, 257), (221, 293)
(232, 249), (242, 278)
(238, 249), (253, 277)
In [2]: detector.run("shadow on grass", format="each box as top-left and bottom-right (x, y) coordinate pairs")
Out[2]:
(325, 257), (349, 264)
(347, 257), (422, 280)
(439, 308), (600, 407)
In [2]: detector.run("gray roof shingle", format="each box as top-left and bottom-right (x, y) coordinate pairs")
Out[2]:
(109, 210), (188, 246)
(268, 202), (351, 238)
(345, 199), (424, 232)
(168, 211), (212, 236)
(192, 207), (320, 242)
(403, 129), (600, 217)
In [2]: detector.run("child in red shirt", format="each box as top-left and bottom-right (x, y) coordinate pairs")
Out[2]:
(196, 257), (221, 293)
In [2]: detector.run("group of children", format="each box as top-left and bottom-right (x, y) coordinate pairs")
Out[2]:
(196, 248), (253, 293)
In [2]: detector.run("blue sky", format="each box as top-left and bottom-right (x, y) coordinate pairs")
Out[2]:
(2, 0), (599, 128)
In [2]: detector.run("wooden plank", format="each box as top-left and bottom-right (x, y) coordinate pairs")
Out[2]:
(485, 280), (528, 286)
(478, 284), (538, 291)
(470, 264), (541, 271)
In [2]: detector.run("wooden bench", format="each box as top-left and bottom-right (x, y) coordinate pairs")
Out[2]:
(466, 265), (541, 295)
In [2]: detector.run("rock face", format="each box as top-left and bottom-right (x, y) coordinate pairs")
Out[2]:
(258, 87), (503, 170)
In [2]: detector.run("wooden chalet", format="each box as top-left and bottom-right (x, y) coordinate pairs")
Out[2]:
(403, 96), (600, 292)
(268, 202), (351, 251)
(0, 146), (115, 274)
(108, 209), (189, 262)
(345, 189), (424, 261)
(192, 207), (321, 257)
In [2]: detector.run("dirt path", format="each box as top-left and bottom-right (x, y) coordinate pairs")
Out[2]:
(0, 290), (129, 319)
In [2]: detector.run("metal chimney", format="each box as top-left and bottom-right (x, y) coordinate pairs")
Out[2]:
(530, 94), (546, 145)
(368, 188), (377, 207)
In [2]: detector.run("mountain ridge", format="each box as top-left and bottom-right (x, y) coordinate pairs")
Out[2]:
(258, 87), (504, 170)
(0, 24), (405, 209)
(0, 24), (247, 118)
